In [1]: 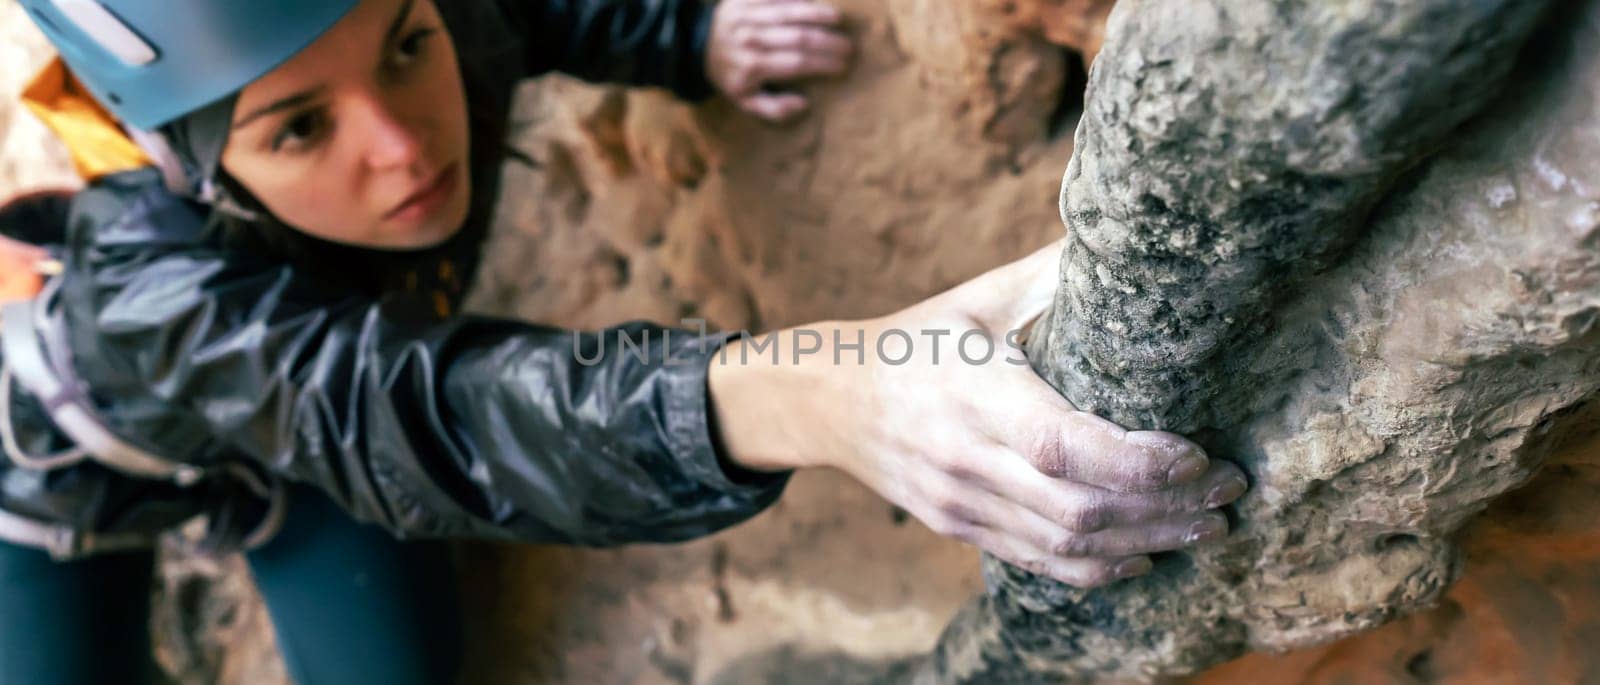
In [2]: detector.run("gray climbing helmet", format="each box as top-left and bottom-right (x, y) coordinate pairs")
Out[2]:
(19, 0), (359, 131)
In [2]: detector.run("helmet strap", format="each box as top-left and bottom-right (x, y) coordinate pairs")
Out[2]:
(126, 127), (193, 197)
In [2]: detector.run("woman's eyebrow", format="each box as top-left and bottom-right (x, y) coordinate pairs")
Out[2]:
(384, 0), (418, 46)
(233, 88), (327, 131)
(230, 0), (418, 131)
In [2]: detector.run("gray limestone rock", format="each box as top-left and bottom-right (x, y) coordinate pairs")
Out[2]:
(915, 0), (1600, 681)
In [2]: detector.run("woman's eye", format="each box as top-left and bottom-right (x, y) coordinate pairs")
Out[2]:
(271, 111), (325, 153)
(390, 28), (436, 67)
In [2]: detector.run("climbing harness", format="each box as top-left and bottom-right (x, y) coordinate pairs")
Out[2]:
(2, 273), (203, 484)
(0, 262), (285, 558)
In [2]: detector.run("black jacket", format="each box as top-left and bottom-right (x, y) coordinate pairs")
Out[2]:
(0, 0), (789, 553)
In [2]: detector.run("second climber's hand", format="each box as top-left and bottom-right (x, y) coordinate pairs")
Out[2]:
(708, 241), (1250, 588)
(705, 0), (854, 123)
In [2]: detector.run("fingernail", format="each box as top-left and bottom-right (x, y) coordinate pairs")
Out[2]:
(1114, 557), (1153, 579)
(1166, 452), (1207, 485)
(1205, 476), (1248, 508)
(1184, 517), (1229, 545)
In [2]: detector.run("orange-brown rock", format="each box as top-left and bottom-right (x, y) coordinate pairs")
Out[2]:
(980, 0), (1118, 60)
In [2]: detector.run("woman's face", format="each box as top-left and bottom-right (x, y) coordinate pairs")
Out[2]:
(220, 0), (470, 250)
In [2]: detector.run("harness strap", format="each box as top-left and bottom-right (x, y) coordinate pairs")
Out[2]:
(225, 463), (289, 551)
(0, 362), (90, 469)
(0, 278), (287, 558)
(1, 292), (202, 485)
(0, 505), (157, 560)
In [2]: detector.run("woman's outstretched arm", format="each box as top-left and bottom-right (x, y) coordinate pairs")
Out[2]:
(62, 175), (785, 546)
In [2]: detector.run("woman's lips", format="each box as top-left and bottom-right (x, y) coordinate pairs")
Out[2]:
(385, 163), (460, 222)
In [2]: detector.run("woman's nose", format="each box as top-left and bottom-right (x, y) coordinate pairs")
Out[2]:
(357, 96), (424, 172)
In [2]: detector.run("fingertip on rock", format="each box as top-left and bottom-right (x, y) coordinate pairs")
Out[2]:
(1114, 431), (1209, 491)
(1113, 556), (1153, 580)
(1205, 472), (1249, 508)
(1165, 451), (1208, 487)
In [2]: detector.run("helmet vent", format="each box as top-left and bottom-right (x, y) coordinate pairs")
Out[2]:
(48, 0), (157, 67)
(27, 9), (62, 36)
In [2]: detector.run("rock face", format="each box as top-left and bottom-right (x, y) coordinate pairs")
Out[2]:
(469, 0), (1082, 334)
(1197, 421), (1600, 684)
(920, 0), (1600, 681)
(981, 0), (1117, 61)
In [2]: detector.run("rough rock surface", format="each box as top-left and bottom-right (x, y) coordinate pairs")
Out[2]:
(4, 0), (1600, 683)
(918, 0), (1600, 681)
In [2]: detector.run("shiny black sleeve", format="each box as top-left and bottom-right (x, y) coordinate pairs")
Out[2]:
(497, 0), (717, 99)
(62, 184), (788, 546)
